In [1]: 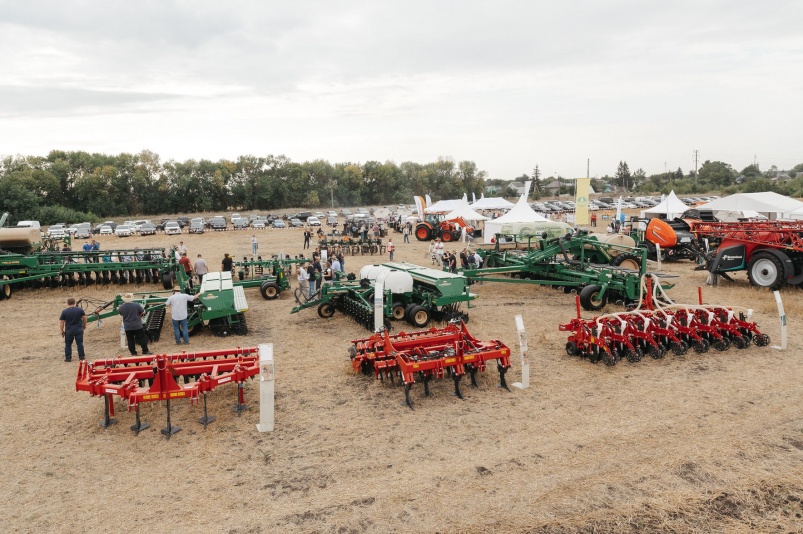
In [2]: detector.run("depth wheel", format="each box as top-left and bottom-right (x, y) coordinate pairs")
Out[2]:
(565, 341), (578, 356)
(317, 302), (336, 318)
(409, 306), (430, 328)
(611, 253), (641, 271)
(391, 301), (406, 320)
(579, 284), (607, 311)
(260, 281), (280, 300)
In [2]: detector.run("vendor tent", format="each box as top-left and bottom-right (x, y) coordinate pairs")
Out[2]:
(470, 195), (515, 211)
(442, 201), (489, 222)
(641, 191), (688, 219)
(696, 192), (803, 220)
(424, 193), (469, 214)
(482, 192), (570, 243)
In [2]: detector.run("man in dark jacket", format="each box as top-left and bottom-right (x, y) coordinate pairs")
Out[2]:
(59, 297), (87, 362)
(118, 293), (152, 356)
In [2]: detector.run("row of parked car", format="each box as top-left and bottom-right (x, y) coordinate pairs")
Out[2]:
(531, 195), (721, 213)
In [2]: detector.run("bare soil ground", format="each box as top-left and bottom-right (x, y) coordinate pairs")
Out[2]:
(1, 217), (802, 533)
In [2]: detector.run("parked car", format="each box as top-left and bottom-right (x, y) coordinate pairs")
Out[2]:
(164, 221), (182, 235)
(115, 224), (133, 237)
(314, 212), (325, 218)
(340, 209), (352, 216)
(327, 211), (337, 218)
(233, 218), (250, 230)
(138, 222), (157, 236)
(209, 216), (227, 231)
(289, 218), (304, 228)
(292, 211), (313, 221)
(176, 216), (190, 228)
(47, 225), (66, 238)
(98, 225), (113, 235)
(307, 216), (321, 226)
(230, 213), (241, 223)
(188, 221), (205, 234)
(271, 219), (287, 229)
(251, 220), (266, 230)
(327, 216), (338, 227)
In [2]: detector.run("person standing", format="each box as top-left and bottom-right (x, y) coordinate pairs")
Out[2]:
(118, 293), (152, 356)
(178, 252), (193, 289)
(331, 255), (342, 275)
(297, 261), (310, 296)
(221, 253), (233, 273)
(449, 251), (458, 273)
(460, 248), (470, 269)
(591, 212), (597, 227)
(434, 238), (444, 266)
(402, 224), (410, 243)
(90, 239), (100, 262)
(194, 254), (208, 285)
(177, 241), (188, 256)
(59, 297), (87, 362)
(165, 286), (198, 345)
(82, 241), (91, 262)
(387, 239), (395, 261)
(307, 261), (317, 298)
(303, 230), (311, 249)
(251, 235), (258, 255)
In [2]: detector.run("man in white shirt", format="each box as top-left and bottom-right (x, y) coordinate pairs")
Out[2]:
(297, 261), (310, 296)
(434, 238), (444, 266)
(194, 254), (208, 285)
(165, 286), (198, 345)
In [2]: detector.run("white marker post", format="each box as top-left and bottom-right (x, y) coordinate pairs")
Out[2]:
(374, 281), (384, 332)
(771, 290), (787, 351)
(256, 343), (275, 432)
(655, 243), (662, 271)
(120, 321), (127, 349)
(512, 314), (529, 389)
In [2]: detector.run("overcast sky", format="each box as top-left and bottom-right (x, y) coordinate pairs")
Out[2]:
(1, 0), (801, 180)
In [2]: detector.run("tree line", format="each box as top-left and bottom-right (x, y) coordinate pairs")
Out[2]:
(0, 151), (487, 224)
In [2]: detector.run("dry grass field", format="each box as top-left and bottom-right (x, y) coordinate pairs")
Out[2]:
(1, 215), (802, 533)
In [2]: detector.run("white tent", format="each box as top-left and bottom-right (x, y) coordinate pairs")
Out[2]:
(641, 191), (689, 219)
(696, 192), (803, 220)
(482, 191), (570, 243)
(442, 201), (489, 222)
(470, 195), (515, 211)
(424, 193), (469, 214)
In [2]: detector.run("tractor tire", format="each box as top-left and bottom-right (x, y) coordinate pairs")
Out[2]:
(611, 253), (641, 271)
(415, 225), (432, 241)
(260, 281), (280, 300)
(391, 301), (406, 320)
(441, 231), (453, 242)
(162, 272), (173, 290)
(579, 284), (607, 311)
(317, 302), (336, 318)
(747, 252), (785, 290)
(404, 303), (419, 322)
(408, 306), (431, 328)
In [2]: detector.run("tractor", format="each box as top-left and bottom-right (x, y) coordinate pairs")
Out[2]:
(414, 214), (472, 243)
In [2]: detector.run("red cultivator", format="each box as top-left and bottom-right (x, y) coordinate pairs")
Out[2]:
(349, 322), (511, 409)
(75, 347), (260, 437)
(559, 281), (770, 366)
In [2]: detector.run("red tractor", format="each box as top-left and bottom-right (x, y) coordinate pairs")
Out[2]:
(414, 214), (472, 242)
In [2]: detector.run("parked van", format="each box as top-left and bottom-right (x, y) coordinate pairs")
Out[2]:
(17, 221), (41, 230)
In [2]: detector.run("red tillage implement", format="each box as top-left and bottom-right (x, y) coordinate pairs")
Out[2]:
(560, 278), (769, 366)
(349, 321), (511, 409)
(76, 347), (259, 438)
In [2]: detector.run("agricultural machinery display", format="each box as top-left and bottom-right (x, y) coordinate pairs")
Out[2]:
(463, 231), (674, 311)
(291, 262), (476, 330)
(628, 216), (706, 262)
(348, 321), (511, 408)
(690, 220), (803, 290)
(559, 277), (770, 366)
(75, 346), (260, 437)
(83, 270), (249, 339)
(414, 214), (473, 242)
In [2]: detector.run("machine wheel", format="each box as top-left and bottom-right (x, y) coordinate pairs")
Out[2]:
(441, 231), (453, 242)
(602, 350), (619, 366)
(732, 335), (748, 349)
(162, 272), (173, 290)
(317, 302), (336, 318)
(747, 252), (785, 290)
(0, 275), (11, 299)
(260, 281), (280, 300)
(649, 344), (665, 359)
(671, 341), (688, 355)
(579, 284), (607, 311)
(565, 341), (578, 356)
(404, 303), (419, 322)
(409, 306), (431, 328)
(713, 336), (730, 351)
(611, 253), (641, 271)
(753, 333), (770, 347)
(693, 339), (709, 353)
(391, 301), (406, 320)
(415, 225), (431, 241)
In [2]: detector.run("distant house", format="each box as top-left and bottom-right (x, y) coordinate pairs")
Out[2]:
(544, 180), (562, 196)
(508, 182), (527, 196)
(772, 173), (792, 182)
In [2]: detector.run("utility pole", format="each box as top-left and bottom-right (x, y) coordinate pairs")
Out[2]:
(692, 150), (700, 185)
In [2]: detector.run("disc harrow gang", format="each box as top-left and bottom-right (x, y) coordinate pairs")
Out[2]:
(348, 321), (511, 409)
(75, 347), (260, 438)
(559, 278), (769, 366)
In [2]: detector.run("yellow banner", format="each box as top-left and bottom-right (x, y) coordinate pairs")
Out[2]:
(574, 178), (590, 225)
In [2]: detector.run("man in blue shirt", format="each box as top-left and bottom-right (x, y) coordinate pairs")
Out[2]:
(59, 298), (87, 362)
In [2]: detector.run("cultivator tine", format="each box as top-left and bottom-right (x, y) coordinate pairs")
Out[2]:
(198, 393), (216, 428)
(452, 373), (463, 399)
(468, 366), (479, 387)
(422, 374), (432, 397)
(404, 384), (414, 410)
(161, 399), (181, 439)
(129, 404), (149, 436)
(100, 394), (118, 429)
(232, 382), (248, 416)
(498, 364), (510, 391)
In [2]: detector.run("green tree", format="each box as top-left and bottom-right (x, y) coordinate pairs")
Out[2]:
(531, 165), (542, 199)
(616, 161), (631, 190)
(303, 190), (320, 208)
(698, 160), (735, 187)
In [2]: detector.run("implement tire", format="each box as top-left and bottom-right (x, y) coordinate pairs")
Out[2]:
(747, 252), (785, 290)
(391, 301), (406, 320)
(162, 272), (173, 290)
(0, 275), (11, 300)
(317, 302), (336, 318)
(260, 281), (280, 300)
(579, 284), (607, 311)
(611, 253), (641, 271)
(409, 306), (431, 328)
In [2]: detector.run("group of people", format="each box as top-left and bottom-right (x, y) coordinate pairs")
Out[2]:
(80, 240), (101, 262)
(296, 246), (348, 298)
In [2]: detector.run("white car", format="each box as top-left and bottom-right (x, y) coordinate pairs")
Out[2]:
(164, 222), (182, 235)
(251, 220), (266, 230)
(307, 216), (321, 226)
(47, 224), (66, 237)
(115, 225), (133, 237)
(98, 225), (113, 235)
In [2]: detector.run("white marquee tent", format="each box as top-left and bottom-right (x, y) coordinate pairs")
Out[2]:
(441, 201), (489, 222)
(641, 191), (689, 219)
(696, 192), (803, 220)
(469, 195), (515, 211)
(482, 192), (570, 243)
